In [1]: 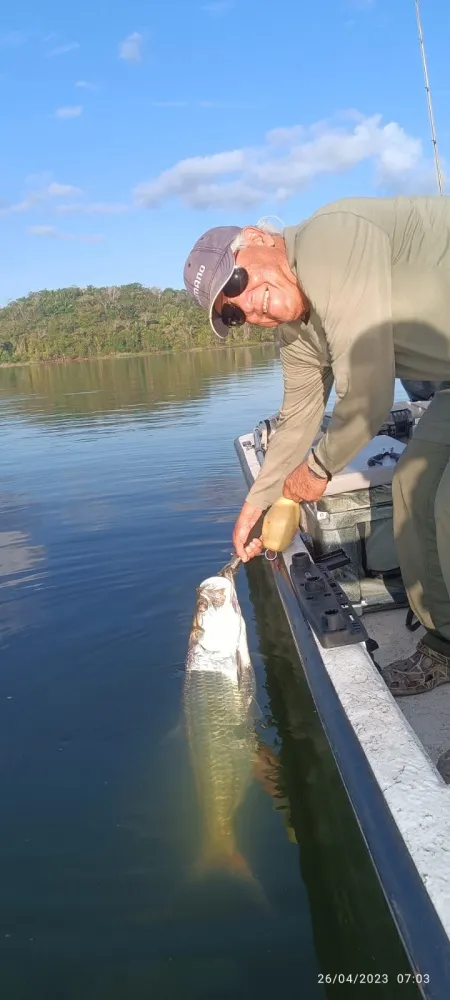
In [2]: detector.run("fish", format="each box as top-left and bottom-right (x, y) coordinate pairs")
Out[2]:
(183, 570), (261, 890)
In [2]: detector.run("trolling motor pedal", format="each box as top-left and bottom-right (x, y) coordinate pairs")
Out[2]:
(290, 548), (369, 649)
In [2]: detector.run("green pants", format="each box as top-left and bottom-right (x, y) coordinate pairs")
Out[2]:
(392, 389), (450, 653)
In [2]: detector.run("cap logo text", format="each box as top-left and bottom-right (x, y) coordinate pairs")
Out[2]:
(193, 264), (206, 297)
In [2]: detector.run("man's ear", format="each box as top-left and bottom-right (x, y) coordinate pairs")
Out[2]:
(241, 226), (276, 247)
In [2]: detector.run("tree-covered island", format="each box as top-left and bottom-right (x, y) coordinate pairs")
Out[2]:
(0, 284), (273, 364)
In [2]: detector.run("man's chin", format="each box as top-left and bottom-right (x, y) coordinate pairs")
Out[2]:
(252, 317), (279, 329)
(269, 304), (304, 325)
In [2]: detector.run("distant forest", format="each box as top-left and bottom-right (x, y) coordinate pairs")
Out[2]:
(0, 284), (273, 364)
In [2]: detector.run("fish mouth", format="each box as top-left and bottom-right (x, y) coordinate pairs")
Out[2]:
(262, 287), (269, 315)
(196, 596), (209, 615)
(218, 555), (241, 581)
(188, 612), (205, 645)
(198, 576), (233, 602)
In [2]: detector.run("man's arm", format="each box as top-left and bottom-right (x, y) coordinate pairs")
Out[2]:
(246, 338), (333, 509)
(292, 212), (395, 479)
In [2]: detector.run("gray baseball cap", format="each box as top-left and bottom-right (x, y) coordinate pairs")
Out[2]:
(183, 226), (241, 340)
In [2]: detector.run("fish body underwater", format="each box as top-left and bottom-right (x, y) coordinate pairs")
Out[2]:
(184, 573), (260, 887)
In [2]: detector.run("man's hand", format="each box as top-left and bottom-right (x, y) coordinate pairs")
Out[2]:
(233, 501), (264, 563)
(283, 460), (328, 503)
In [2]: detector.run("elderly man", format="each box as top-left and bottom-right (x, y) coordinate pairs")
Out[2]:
(183, 196), (450, 696)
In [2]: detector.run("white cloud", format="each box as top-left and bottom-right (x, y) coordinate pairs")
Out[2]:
(0, 180), (83, 217)
(75, 80), (97, 90)
(47, 42), (79, 56)
(133, 112), (436, 211)
(0, 178), (127, 222)
(28, 225), (59, 236)
(119, 32), (144, 63)
(28, 225), (104, 244)
(54, 105), (83, 119)
(55, 201), (129, 215)
(266, 125), (304, 146)
(46, 182), (83, 198)
(0, 199), (34, 218)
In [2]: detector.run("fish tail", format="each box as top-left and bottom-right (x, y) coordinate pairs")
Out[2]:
(191, 842), (269, 909)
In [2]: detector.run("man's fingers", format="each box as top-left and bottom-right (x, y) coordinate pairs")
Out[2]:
(244, 537), (263, 561)
(234, 536), (246, 560)
(234, 531), (263, 563)
(235, 534), (262, 562)
(282, 474), (297, 501)
(232, 503), (264, 561)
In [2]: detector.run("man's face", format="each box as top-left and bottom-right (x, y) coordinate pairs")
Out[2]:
(214, 227), (306, 328)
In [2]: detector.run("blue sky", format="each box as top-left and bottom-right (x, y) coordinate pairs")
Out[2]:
(0, 0), (449, 304)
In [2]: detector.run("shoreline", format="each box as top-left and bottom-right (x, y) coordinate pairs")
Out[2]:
(0, 340), (277, 371)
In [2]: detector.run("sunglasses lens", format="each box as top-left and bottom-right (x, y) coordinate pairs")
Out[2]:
(221, 303), (246, 327)
(222, 267), (249, 299)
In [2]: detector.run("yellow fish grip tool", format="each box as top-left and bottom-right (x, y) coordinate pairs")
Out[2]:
(261, 496), (300, 557)
(219, 498), (300, 576)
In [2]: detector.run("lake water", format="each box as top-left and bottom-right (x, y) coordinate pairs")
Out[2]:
(0, 347), (417, 999)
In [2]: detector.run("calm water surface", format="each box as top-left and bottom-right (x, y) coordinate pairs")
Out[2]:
(0, 347), (417, 999)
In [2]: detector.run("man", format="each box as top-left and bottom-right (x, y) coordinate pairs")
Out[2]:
(183, 197), (450, 696)
(401, 378), (450, 403)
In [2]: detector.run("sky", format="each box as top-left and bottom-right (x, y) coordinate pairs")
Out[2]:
(0, 0), (449, 304)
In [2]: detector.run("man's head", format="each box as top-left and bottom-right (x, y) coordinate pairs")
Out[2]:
(183, 225), (307, 339)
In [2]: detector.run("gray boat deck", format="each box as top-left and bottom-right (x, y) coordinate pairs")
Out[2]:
(365, 610), (450, 766)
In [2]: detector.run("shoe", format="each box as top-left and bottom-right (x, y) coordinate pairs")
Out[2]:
(380, 639), (450, 697)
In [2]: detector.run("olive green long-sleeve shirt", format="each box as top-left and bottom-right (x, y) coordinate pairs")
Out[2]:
(246, 195), (450, 510)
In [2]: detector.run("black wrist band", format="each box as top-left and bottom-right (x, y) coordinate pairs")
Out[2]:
(311, 449), (332, 482)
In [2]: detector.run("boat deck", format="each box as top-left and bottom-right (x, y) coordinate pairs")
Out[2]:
(365, 611), (450, 769)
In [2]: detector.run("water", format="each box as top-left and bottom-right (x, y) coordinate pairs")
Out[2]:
(0, 347), (418, 999)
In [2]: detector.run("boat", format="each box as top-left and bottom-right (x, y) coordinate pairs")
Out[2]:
(235, 398), (450, 998)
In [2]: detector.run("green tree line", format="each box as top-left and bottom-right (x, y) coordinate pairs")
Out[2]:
(0, 284), (273, 364)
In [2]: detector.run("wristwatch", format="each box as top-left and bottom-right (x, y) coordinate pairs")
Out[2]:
(310, 449), (332, 482)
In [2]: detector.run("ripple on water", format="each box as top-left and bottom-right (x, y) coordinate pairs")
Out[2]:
(0, 350), (411, 998)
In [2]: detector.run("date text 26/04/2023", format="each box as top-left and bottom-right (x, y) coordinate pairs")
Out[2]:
(317, 973), (430, 986)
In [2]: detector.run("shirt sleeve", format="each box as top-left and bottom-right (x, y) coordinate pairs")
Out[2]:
(292, 212), (395, 478)
(246, 335), (333, 509)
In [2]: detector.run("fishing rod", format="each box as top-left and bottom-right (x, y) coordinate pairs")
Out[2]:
(414, 0), (444, 195)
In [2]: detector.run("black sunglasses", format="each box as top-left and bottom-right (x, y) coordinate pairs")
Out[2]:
(217, 267), (249, 328)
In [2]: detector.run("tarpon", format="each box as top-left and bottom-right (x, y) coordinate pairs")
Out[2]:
(184, 571), (260, 885)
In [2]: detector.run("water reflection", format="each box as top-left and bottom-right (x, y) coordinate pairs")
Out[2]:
(0, 346), (277, 425)
(0, 345), (417, 999)
(0, 495), (47, 640)
(244, 558), (420, 998)
(0, 531), (44, 585)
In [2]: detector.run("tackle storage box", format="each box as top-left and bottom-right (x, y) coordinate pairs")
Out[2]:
(300, 436), (408, 612)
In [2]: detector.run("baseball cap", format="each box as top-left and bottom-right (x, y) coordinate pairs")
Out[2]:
(183, 226), (241, 340)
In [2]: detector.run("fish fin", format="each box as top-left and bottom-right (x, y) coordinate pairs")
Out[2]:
(190, 848), (269, 910)
(248, 697), (262, 721)
(160, 721), (184, 745)
(236, 649), (243, 690)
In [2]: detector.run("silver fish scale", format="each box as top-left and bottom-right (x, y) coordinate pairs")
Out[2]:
(184, 662), (256, 847)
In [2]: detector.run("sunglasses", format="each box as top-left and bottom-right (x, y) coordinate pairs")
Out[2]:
(217, 267), (249, 328)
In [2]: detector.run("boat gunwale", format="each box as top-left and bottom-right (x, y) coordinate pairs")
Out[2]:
(235, 431), (450, 999)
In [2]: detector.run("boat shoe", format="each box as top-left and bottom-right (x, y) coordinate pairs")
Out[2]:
(380, 639), (450, 697)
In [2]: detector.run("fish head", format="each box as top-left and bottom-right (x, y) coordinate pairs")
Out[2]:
(189, 575), (241, 655)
